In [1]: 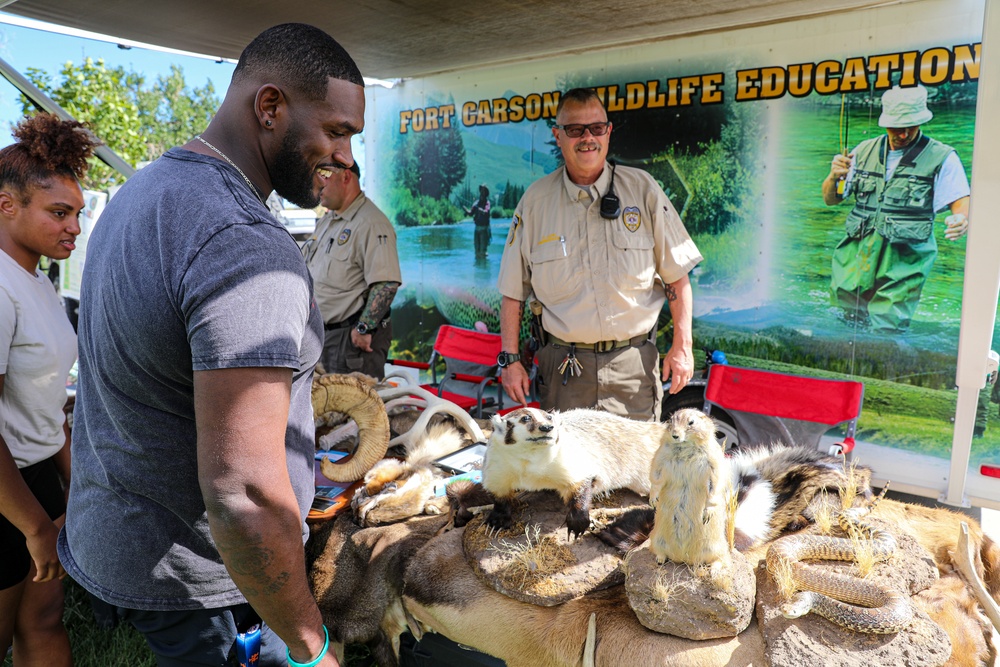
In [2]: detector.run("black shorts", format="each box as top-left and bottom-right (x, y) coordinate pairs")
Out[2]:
(0, 456), (66, 590)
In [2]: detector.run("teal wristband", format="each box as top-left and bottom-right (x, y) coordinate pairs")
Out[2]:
(286, 625), (329, 667)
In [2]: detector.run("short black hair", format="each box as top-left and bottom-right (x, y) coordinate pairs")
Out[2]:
(556, 88), (603, 117)
(232, 23), (364, 101)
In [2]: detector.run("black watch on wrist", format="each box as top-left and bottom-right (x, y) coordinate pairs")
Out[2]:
(496, 351), (519, 368)
(355, 321), (371, 335)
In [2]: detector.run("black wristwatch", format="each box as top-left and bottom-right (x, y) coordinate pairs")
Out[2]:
(355, 321), (371, 335)
(496, 351), (519, 368)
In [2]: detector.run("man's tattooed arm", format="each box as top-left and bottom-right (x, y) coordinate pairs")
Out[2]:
(359, 281), (400, 328)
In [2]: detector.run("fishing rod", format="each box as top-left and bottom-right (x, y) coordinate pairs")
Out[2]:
(837, 92), (850, 196)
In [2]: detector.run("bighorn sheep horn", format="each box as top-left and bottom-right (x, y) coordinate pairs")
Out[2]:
(312, 373), (390, 482)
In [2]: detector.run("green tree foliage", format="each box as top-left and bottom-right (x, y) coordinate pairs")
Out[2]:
(453, 180), (475, 210)
(694, 321), (958, 391)
(396, 125), (467, 199)
(132, 65), (217, 160)
(654, 102), (763, 237)
(19, 58), (218, 191)
(500, 180), (525, 209)
(21, 58), (144, 190)
(390, 186), (462, 227)
(389, 119), (468, 226)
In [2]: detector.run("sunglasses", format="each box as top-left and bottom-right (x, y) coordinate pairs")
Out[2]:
(554, 122), (611, 138)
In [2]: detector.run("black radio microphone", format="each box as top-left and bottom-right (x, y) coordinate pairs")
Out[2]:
(600, 160), (621, 220)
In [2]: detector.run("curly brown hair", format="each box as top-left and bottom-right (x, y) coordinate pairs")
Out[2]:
(0, 113), (100, 202)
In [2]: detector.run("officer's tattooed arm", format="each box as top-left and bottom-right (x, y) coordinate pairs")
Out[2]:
(359, 281), (400, 329)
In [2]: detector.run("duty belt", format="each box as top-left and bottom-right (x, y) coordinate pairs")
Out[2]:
(324, 308), (391, 331)
(547, 333), (647, 352)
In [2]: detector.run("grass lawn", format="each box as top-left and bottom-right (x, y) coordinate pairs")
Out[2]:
(3, 578), (377, 667)
(3, 579), (153, 667)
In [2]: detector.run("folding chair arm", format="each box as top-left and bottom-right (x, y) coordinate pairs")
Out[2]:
(387, 359), (430, 370)
(388, 351), (439, 384)
(448, 372), (496, 385)
(438, 372), (499, 418)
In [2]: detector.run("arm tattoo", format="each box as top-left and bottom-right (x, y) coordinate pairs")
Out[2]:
(360, 281), (400, 327)
(664, 283), (678, 303)
(215, 533), (290, 598)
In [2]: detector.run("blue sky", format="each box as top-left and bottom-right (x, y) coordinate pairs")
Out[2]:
(0, 14), (236, 148)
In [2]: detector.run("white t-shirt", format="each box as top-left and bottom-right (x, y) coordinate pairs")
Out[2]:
(0, 250), (77, 468)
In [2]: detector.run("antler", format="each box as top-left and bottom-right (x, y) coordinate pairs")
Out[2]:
(955, 521), (1000, 633)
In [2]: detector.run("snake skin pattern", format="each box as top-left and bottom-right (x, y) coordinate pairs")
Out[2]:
(765, 503), (914, 634)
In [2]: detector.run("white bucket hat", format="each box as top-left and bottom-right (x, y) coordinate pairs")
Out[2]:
(878, 85), (933, 128)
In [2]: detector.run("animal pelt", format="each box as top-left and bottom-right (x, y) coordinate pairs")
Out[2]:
(914, 573), (995, 667)
(444, 479), (496, 529)
(483, 407), (665, 537)
(598, 445), (871, 554)
(306, 513), (449, 667)
(649, 408), (731, 567)
(728, 444), (872, 542)
(874, 499), (1000, 603)
(351, 421), (469, 526)
(308, 441), (1000, 667)
(402, 525), (768, 667)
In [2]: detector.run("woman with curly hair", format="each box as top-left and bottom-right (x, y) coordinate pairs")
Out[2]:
(0, 113), (97, 665)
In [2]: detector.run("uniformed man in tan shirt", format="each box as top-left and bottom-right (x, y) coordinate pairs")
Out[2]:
(306, 162), (401, 379)
(497, 88), (702, 421)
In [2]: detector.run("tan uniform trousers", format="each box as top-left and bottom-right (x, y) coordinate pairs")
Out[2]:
(536, 339), (662, 422)
(320, 319), (392, 380)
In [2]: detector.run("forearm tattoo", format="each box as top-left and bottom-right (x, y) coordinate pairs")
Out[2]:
(664, 283), (678, 303)
(215, 533), (290, 598)
(360, 281), (400, 327)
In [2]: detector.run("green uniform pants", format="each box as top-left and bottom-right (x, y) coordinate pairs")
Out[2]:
(831, 232), (937, 332)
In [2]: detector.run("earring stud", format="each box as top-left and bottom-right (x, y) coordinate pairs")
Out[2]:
(265, 120), (273, 127)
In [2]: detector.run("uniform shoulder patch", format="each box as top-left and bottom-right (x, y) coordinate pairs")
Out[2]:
(623, 207), (641, 232)
(337, 229), (352, 245)
(507, 214), (522, 246)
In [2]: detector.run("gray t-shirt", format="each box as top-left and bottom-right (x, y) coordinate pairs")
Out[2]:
(58, 148), (324, 610)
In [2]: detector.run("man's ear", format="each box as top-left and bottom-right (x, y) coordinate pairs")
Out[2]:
(255, 84), (285, 130)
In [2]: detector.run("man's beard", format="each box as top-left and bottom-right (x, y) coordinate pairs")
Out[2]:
(271, 121), (320, 208)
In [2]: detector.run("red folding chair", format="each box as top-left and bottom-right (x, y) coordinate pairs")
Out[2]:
(388, 325), (504, 417)
(703, 364), (864, 455)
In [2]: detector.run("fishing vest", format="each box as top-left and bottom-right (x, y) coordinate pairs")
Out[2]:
(844, 133), (954, 244)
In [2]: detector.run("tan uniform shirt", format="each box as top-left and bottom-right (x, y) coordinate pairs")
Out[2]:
(306, 192), (402, 325)
(497, 163), (702, 344)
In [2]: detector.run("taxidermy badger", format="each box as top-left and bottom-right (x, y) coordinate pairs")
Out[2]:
(482, 407), (665, 537)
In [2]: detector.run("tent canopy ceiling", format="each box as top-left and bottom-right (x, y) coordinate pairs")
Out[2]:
(0, 0), (899, 80)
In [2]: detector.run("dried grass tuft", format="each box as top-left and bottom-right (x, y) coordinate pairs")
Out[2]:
(813, 490), (835, 534)
(768, 555), (798, 602)
(726, 489), (738, 550)
(487, 523), (576, 594)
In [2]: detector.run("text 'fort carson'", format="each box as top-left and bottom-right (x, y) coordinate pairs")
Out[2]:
(398, 43), (980, 133)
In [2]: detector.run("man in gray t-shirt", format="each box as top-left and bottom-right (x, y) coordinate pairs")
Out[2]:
(58, 24), (365, 667)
